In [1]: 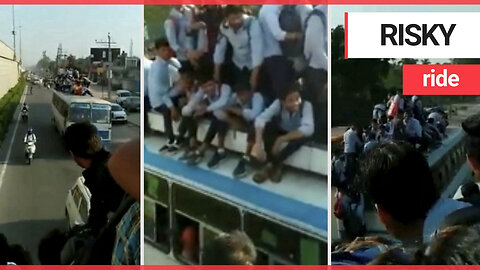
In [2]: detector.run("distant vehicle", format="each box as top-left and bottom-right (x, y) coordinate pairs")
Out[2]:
(111, 103), (128, 123)
(122, 96), (140, 112)
(115, 90), (132, 106)
(51, 91), (112, 146)
(65, 177), (91, 229)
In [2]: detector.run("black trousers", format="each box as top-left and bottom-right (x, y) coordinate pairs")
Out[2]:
(263, 121), (309, 166)
(260, 56), (295, 105)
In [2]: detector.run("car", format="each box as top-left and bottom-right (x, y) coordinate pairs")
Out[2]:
(115, 90), (132, 106)
(111, 103), (128, 123)
(122, 96), (140, 112)
(65, 176), (91, 229)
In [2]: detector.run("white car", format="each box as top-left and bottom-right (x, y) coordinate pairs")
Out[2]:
(111, 103), (128, 123)
(65, 176), (91, 229)
(115, 90), (132, 106)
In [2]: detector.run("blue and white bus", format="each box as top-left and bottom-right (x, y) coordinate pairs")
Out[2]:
(144, 112), (328, 265)
(51, 90), (112, 145)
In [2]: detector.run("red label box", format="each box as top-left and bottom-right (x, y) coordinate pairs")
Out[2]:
(403, 64), (480, 95)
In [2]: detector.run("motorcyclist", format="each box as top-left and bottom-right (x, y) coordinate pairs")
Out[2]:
(23, 128), (37, 159)
(21, 103), (28, 113)
(24, 128), (36, 144)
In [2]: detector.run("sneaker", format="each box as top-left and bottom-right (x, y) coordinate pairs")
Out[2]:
(167, 143), (180, 153)
(187, 152), (204, 166)
(207, 150), (227, 168)
(159, 139), (174, 152)
(233, 158), (249, 178)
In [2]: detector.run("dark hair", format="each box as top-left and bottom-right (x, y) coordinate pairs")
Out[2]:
(202, 231), (256, 265)
(9, 245), (32, 265)
(195, 60), (215, 84)
(466, 136), (480, 164)
(154, 38), (170, 50)
(65, 122), (103, 158)
(224, 5), (244, 17)
(462, 182), (480, 198)
(397, 109), (405, 116)
(38, 229), (68, 265)
(280, 82), (301, 101)
(361, 141), (438, 225)
(416, 224), (480, 265)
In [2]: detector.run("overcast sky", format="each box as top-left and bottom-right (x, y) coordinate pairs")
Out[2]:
(0, 5), (142, 67)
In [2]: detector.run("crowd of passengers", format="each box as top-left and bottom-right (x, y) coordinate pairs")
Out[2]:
(334, 91), (449, 189)
(54, 68), (94, 97)
(330, 97), (480, 264)
(144, 5), (327, 183)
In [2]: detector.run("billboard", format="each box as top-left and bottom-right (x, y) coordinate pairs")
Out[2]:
(90, 47), (121, 62)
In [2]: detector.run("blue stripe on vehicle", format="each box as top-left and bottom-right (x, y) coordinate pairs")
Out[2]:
(145, 147), (327, 233)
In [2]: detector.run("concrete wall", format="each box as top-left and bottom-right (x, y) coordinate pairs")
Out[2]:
(0, 40), (20, 99)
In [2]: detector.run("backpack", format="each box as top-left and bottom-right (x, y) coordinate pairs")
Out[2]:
(278, 5), (304, 58)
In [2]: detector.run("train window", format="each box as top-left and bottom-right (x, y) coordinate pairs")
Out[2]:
(145, 199), (155, 240)
(256, 250), (270, 265)
(155, 204), (171, 253)
(172, 184), (241, 232)
(173, 213), (200, 265)
(145, 173), (169, 205)
(244, 213), (327, 265)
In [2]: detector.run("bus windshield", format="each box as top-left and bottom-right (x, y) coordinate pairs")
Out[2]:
(91, 104), (111, 124)
(69, 103), (91, 122)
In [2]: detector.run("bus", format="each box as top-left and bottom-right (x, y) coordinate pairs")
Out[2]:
(145, 112), (328, 265)
(331, 125), (472, 240)
(51, 90), (112, 145)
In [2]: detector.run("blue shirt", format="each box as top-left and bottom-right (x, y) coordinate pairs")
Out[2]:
(112, 202), (140, 265)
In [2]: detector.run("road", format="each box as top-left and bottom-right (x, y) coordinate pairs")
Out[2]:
(0, 84), (139, 264)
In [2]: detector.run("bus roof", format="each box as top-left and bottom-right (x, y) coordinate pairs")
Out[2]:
(53, 90), (111, 106)
(144, 137), (328, 240)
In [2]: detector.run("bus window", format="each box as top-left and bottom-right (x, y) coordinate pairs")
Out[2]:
(172, 184), (241, 232)
(155, 204), (170, 253)
(200, 226), (220, 264)
(145, 200), (155, 240)
(69, 103), (91, 122)
(244, 212), (327, 265)
(173, 213), (199, 264)
(92, 104), (111, 124)
(145, 173), (169, 205)
(255, 250), (270, 265)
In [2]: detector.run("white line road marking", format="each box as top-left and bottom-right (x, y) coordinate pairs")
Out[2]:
(0, 86), (28, 189)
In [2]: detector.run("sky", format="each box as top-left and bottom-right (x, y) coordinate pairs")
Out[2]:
(0, 5), (142, 67)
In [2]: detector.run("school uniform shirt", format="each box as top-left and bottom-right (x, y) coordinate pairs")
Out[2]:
(143, 57), (153, 97)
(304, 5), (327, 71)
(214, 15), (264, 71)
(228, 92), (265, 122)
(148, 57), (179, 109)
(164, 8), (193, 61)
(182, 84), (232, 116)
(258, 5), (313, 58)
(405, 118), (422, 138)
(423, 198), (470, 244)
(255, 99), (314, 137)
(343, 128), (362, 154)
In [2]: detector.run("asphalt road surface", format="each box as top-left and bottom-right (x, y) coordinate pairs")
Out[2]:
(0, 84), (139, 264)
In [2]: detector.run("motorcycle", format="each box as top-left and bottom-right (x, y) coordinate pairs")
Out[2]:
(21, 110), (28, 123)
(25, 141), (36, 165)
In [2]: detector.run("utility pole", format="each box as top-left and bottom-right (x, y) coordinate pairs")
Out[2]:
(11, 5), (16, 61)
(95, 32), (116, 100)
(19, 25), (22, 66)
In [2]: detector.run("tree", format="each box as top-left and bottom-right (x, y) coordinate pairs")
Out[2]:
(36, 51), (52, 72)
(331, 25), (392, 126)
(66, 54), (76, 69)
